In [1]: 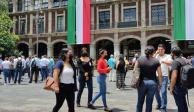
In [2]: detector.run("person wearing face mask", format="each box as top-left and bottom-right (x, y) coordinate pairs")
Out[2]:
(52, 48), (77, 112)
(76, 50), (95, 109)
(88, 49), (112, 112)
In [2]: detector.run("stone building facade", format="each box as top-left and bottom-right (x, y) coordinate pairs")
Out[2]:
(9, 0), (192, 59)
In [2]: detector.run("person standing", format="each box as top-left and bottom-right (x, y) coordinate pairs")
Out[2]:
(14, 57), (23, 84)
(170, 47), (188, 112)
(76, 51), (95, 109)
(2, 57), (11, 85)
(40, 55), (50, 81)
(52, 48), (77, 112)
(116, 55), (126, 90)
(107, 54), (116, 82)
(89, 49), (112, 112)
(29, 56), (39, 83)
(9, 57), (15, 83)
(154, 44), (172, 111)
(135, 46), (162, 112)
(48, 57), (55, 76)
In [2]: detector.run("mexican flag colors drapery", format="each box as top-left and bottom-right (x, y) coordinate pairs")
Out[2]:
(67, 0), (91, 45)
(174, 0), (194, 40)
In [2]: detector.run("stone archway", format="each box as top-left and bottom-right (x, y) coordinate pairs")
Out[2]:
(33, 43), (47, 57)
(95, 39), (114, 59)
(17, 43), (29, 57)
(53, 42), (67, 58)
(147, 37), (171, 54)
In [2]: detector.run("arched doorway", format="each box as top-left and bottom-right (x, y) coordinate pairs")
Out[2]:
(17, 43), (29, 57)
(147, 37), (171, 54)
(120, 38), (141, 58)
(53, 42), (67, 58)
(34, 43), (47, 58)
(95, 39), (114, 59)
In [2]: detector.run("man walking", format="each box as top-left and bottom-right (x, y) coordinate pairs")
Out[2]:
(107, 54), (116, 82)
(154, 44), (172, 112)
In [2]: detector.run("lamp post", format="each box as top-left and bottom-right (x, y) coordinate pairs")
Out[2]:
(36, 10), (39, 57)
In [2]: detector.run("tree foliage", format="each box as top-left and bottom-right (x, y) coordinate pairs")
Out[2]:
(0, 0), (20, 56)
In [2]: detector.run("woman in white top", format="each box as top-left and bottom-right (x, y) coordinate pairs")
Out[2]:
(52, 48), (77, 112)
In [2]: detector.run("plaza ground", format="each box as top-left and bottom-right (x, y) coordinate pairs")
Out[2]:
(0, 71), (194, 112)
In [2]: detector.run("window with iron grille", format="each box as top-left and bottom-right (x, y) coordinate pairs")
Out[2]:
(57, 16), (64, 32)
(99, 11), (110, 29)
(20, 19), (26, 34)
(151, 5), (166, 25)
(38, 17), (44, 33)
(24, 0), (31, 11)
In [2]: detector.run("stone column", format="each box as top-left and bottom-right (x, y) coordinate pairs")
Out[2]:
(115, 3), (119, 28)
(48, 12), (52, 33)
(114, 33), (120, 56)
(141, 31), (146, 56)
(141, 0), (146, 27)
(91, 6), (95, 30)
(90, 35), (96, 59)
(30, 14), (33, 34)
(47, 36), (52, 57)
(29, 38), (33, 56)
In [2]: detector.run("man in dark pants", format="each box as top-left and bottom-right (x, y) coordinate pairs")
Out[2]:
(14, 57), (23, 84)
(170, 47), (188, 112)
(29, 56), (39, 83)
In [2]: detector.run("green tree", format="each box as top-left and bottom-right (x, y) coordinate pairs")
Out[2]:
(0, 0), (20, 56)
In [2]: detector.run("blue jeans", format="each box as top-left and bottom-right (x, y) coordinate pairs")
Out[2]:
(155, 76), (168, 109)
(91, 74), (107, 108)
(136, 80), (157, 112)
(14, 68), (23, 84)
(173, 85), (188, 112)
(77, 76), (93, 105)
(41, 67), (49, 80)
(3, 69), (10, 84)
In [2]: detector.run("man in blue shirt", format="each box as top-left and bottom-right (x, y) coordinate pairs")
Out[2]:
(108, 54), (116, 82)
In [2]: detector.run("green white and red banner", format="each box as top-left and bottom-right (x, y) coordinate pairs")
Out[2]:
(174, 0), (194, 40)
(67, 0), (91, 45)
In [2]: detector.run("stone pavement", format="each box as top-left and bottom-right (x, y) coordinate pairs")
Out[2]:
(0, 71), (194, 112)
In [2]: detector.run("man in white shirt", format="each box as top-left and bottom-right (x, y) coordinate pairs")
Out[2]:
(40, 55), (50, 81)
(154, 44), (172, 112)
(2, 57), (11, 85)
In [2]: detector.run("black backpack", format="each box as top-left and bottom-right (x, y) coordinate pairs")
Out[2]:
(31, 60), (37, 68)
(16, 60), (23, 69)
(176, 58), (194, 89)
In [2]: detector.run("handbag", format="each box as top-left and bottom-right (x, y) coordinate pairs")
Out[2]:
(130, 68), (140, 88)
(43, 76), (55, 91)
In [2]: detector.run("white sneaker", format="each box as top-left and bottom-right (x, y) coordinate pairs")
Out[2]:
(116, 88), (120, 91)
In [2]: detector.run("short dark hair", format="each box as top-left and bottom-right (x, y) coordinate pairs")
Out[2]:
(158, 44), (166, 49)
(99, 49), (106, 55)
(171, 47), (182, 57)
(145, 46), (155, 58)
(59, 48), (69, 61)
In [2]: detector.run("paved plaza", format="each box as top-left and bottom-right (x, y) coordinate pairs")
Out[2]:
(0, 71), (194, 112)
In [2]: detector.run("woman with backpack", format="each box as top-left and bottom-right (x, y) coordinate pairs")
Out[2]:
(116, 55), (126, 90)
(135, 46), (162, 112)
(52, 48), (77, 112)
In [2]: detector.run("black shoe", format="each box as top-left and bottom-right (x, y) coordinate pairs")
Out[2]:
(155, 105), (161, 110)
(160, 108), (167, 112)
(104, 107), (112, 112)
(88, 104), (96, 109)
(77, 103), (81, 107)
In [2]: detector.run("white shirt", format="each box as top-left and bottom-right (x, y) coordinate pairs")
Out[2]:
(40, 58), (50, 67)
(2, 60), (11, 69)
(60, 67), (74, 84)
(156, 54), (172, 76)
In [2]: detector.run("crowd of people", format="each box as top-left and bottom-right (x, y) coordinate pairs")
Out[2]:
(0, 55), (55, 85)
(0, 45), (193, 112)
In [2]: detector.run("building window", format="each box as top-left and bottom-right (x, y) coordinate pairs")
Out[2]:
(57, 16), (64, 32)
(34, 0), (40, 10)
(38, 17), (44, 33)
(119, 8), (137, 27)
(24, 0), (31, 11)
(20, 19), (26, 34)
(151, 5), (166, 25)
(42, 0), (48, 9)
(53, 0), (60, 7)
(8, 0), (13, 12)
(18, 0), (23, 11)
(99, 11), (110, 29)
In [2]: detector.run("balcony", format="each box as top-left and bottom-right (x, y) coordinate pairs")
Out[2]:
(117, 21), (137, 28)
(52, 1), (68, 8)
(99, 23), (110, 29)
(56, 28), (64, 32)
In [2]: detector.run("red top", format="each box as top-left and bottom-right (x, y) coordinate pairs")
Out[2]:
(97, 57), (110, 74)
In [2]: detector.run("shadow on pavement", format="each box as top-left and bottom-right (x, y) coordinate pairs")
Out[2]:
(111, 108), (127, 112)
(167, 109), (177, 112)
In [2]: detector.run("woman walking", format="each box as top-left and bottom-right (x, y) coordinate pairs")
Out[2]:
(76, 51), (95, 109)
(135, 46), (162, 112)
(116, 55), (126, 90)
(89, 49), (112, 112)
(52, 48), (77, 112)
